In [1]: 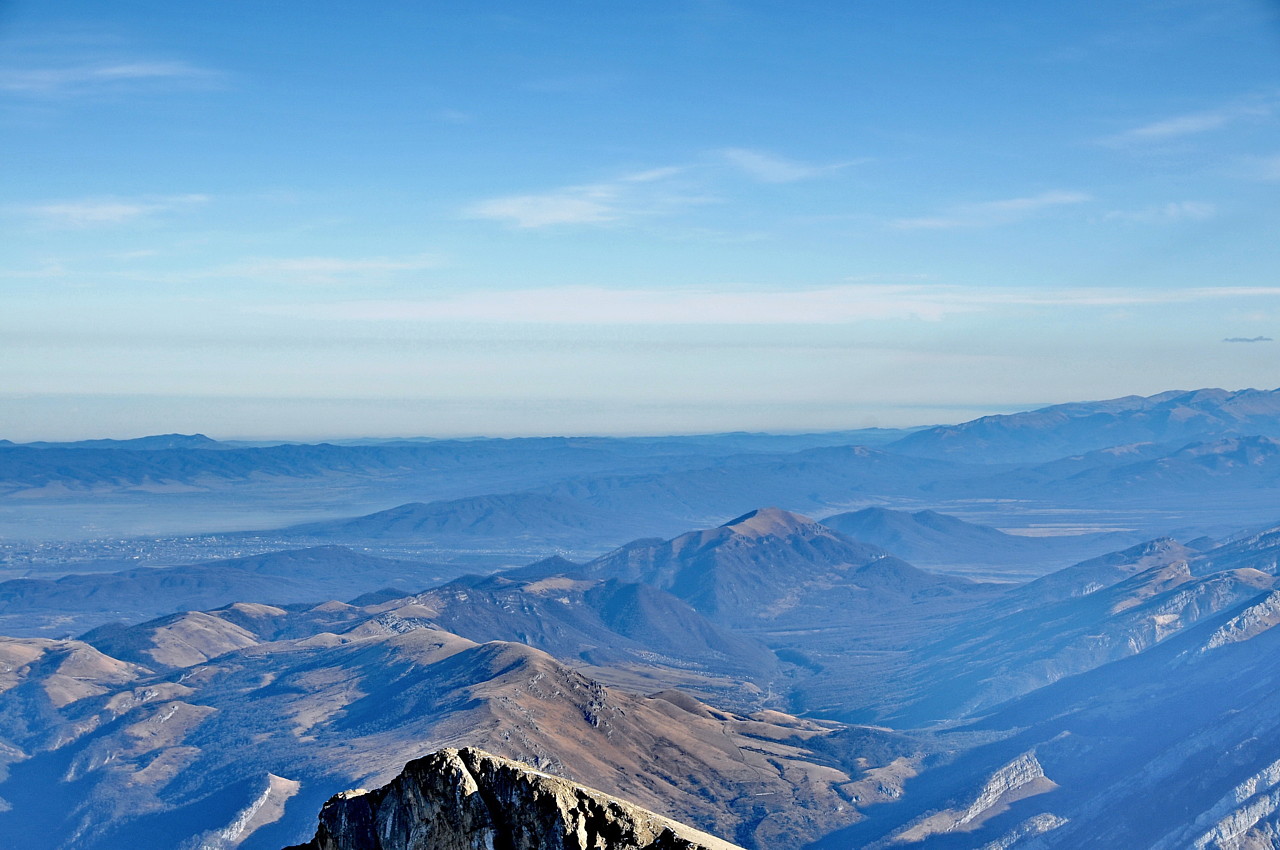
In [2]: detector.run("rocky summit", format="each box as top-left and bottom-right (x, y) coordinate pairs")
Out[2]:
(287, 747), (745, 850)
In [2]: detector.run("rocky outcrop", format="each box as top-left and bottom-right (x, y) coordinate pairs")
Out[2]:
(884, 752), (1056, 846)
(1199, 590), (1280, 653)
(1149, 756), (1280, 850)
(954, 753), (1049, 828)
(287, 747), (745, 850)
(976, 813), (1068, 850)
(184, 773), (300, 850)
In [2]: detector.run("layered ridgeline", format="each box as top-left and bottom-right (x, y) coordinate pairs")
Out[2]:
(0, 429), (910, 541)
(219, 387), (1280, 559)
(0, 430), (907, 502)
(286, 747), (745, 850)
(9, 387), (1280, 550)
(889, 387), (1280, 462)
(271, 447), (972, 553)
(0, 547), (457, 637)
(8, 388), (1280, 497)
(283, 493), (644, 549)
(263, 431), (1280, 557)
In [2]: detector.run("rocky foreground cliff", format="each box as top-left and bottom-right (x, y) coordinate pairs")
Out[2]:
(286, 747), (745, 850)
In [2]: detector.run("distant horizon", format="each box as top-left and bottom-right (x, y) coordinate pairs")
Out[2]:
(1, 424), (939, 444)
(0, 400), (978, 443)
(3, 385), (1276, 443)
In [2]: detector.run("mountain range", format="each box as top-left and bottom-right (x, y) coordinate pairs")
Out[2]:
(889, 387), (1280, 462)
(8, 387), (1280, 548)
(3, 505), (1280, 848)
(0, 547), (456, 638)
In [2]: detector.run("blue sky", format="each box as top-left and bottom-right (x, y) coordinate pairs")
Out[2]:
(2, 0), (1280, 439)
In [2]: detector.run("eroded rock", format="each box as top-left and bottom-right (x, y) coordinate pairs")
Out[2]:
(287, 747), (745, 850)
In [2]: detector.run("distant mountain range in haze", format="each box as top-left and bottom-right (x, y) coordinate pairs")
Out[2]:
(818, 507), (1129, 576)
(4, 387), (1278, 548)
(888, 387), (1280, 462)
(0, 547), (455, 637)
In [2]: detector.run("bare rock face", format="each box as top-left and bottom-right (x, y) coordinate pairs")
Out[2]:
(287, 747), (745, 850)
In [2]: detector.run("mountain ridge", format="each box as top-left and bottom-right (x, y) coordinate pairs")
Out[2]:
(890, 387), (1280, 463)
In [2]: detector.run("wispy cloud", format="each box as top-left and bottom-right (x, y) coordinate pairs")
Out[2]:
(720, 148), (856, 183)
(1224, 336), (1273, 343)
(468, 194), (614, 228)
(23, 194), (208, 228)
(464, 167), (703, 229)
(1102, 201), (1216, 223)
(0, 60), (222, 96)
(262, 285), (972, 324)
(467, 147), (866, 228)
(253, 283), (1280, 326)
(1105, 95), (1276, 145)
(893, 191), (1091, 230)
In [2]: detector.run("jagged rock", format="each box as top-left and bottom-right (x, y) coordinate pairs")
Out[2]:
(977, 813), (1068, 850)
(287, 747), (745, 850)
(882, 752), (1057, 846)
(1199, 590), (1280, 653)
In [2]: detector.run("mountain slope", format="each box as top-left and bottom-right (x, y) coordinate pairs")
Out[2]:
(890, 558), (1276, 724)
(286, 492), (640, 547)
(805, 561), (1280, 848)
(579, 508), (980, 628)
(775, 538), (1199, 723)
(891, 387), (1280, 463)
(541, 446), (972, 527)
(818, 507), (1126, 577)
(1048, 435), (1280, 498)
(1193, 521), (1280, 575)
(398, 570), (777, 694)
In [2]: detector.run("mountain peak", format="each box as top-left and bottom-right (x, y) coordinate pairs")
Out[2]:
(288, 746), (745, 850)
(719, 507), (816, 538)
